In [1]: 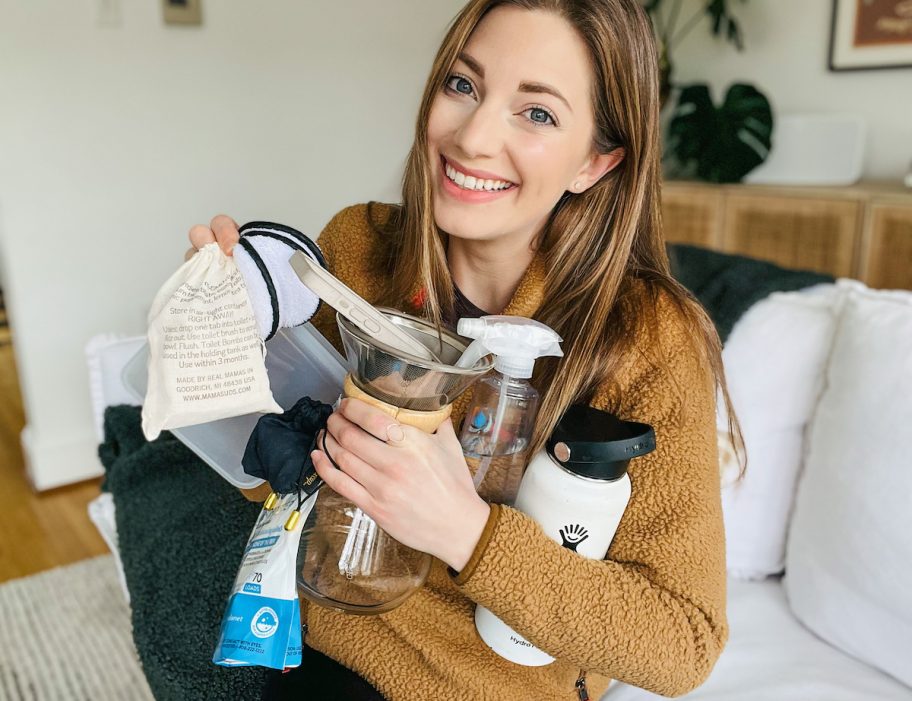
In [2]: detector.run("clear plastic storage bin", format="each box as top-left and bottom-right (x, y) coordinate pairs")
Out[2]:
(122, 324), (347, 489)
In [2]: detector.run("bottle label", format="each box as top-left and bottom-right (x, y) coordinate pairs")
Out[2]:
(460, 406), (528, 457)
(465, 406), (493, 435)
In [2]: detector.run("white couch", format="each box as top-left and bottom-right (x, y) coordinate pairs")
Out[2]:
(87, 279), (912, 700)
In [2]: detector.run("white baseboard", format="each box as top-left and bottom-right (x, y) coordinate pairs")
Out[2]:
(21, 425), (103, 491)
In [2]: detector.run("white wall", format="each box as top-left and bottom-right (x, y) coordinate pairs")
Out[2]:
(672, 0), (911, 181)
(0, 0), (463, 489)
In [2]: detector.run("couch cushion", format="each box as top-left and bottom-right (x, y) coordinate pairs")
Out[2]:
(718, 285), (839, 579)
(604, 579), (912, 701)
(785, 280), (912, 689)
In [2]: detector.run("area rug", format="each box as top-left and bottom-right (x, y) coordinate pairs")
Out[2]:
(0, 555), (153, 700)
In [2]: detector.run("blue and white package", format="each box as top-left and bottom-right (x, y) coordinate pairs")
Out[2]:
(213, 492), (314, 670)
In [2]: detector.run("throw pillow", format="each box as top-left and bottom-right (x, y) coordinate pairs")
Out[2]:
(785, 280), (912, 688)
(718, 284), (840, 579)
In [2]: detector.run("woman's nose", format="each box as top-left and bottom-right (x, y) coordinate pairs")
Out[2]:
(452, 102), (503, 160)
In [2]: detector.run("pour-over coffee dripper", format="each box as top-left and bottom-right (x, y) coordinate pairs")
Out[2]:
(296, 309), (493, 615)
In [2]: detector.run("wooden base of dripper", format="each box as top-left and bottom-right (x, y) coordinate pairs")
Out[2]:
(342, 374), (453, 433)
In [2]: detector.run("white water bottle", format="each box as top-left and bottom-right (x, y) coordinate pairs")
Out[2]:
(474, 405), (656, 666)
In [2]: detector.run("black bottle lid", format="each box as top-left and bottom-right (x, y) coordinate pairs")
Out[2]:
(546, 405), (656, 481)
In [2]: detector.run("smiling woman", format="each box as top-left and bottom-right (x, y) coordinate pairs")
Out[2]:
(190, 1), (735, 700)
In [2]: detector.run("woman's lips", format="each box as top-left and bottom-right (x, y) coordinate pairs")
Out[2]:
(438, 155), (518, 203)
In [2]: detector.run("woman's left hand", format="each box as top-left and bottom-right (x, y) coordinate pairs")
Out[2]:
(312, 397), (491, 573)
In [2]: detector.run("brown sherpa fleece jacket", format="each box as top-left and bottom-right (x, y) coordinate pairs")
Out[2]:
(302, 203), (727, 701)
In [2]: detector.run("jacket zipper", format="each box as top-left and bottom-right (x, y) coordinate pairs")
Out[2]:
(575, 671), (589, 701)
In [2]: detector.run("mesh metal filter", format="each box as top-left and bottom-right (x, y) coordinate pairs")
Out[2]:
(337, 309), (492, 411)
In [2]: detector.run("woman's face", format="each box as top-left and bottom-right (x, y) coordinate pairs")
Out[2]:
(427, 6), (614, 248)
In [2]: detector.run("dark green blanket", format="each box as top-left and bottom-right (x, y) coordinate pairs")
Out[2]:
(100, 408), (268, 700)
(667, 244), (833, 343)
(102, 246), (832, 699)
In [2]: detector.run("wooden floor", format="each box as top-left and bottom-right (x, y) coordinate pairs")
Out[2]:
(0, 340), (109, 584)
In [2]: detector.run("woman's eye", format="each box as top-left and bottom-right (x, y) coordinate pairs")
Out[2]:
(445, 75), (475, 96)
(524, 106), (557, 127)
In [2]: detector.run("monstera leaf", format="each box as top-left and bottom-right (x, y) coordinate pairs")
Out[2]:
(666, 82), (773, 184)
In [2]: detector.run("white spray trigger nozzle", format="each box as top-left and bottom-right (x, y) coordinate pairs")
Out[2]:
(455, 315), (563, 379)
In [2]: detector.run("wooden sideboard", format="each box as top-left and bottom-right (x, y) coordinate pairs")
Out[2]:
(662, 180), (912, 291)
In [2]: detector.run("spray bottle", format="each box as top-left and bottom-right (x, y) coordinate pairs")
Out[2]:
(455, 316), (563, 505)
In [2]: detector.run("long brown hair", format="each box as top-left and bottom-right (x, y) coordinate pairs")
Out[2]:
(377, 0), (742, 465)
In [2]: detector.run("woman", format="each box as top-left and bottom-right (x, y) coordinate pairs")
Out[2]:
(188, 1), (732, 699)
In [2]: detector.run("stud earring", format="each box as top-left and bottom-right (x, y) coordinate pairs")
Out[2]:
(573, 182), (582, 191)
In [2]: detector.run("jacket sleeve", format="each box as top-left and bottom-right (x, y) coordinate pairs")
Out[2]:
(448, 303), (728, 697)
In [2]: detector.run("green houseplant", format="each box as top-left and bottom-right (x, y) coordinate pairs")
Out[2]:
(642, 0), (773, 184)
(665, 82), (773, 183)
(642, 0), (748, 106)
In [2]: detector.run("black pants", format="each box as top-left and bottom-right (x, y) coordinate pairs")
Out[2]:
(262, 644), (387, 701)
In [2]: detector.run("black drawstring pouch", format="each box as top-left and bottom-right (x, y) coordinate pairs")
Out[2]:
(242, 396), (333, 495)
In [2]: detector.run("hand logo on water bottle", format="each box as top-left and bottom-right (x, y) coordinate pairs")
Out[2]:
(559, 524), (589, 552)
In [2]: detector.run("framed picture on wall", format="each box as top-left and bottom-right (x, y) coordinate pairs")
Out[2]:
(829, 0), (912, 71)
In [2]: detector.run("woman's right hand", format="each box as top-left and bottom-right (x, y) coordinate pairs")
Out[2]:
(184, 214), (240, 261)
